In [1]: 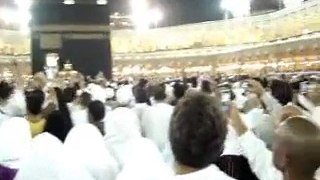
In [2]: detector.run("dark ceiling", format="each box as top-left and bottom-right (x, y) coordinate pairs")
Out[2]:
(0, 0), (291, 26)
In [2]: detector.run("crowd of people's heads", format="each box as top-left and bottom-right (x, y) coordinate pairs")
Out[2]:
(0, 72), (319, 180)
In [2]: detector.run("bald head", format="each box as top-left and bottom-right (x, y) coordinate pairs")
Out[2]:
(275, 117), (320, 173)
(278, 105), (303, 124)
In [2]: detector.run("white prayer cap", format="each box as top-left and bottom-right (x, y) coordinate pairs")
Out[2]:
(88, 84), (108, 103)
(116, 85), (133, 106)
(64, 124), (119, 180)
(0, 117), (31, 169)
(14, 133), (63, 180)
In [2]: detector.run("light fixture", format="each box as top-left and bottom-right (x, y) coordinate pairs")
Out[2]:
(64, 0), (75, 5)
(97, 0), (107, 5)
(283, 0), (303, 8)
(221, 0), (251, 17)
(149, 8), (163, 26)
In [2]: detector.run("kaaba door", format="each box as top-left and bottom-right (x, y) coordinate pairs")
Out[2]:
(61, 39), (111, 78)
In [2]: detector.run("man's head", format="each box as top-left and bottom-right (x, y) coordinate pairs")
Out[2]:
(170, 92), (227, 169)
(88, 100), (106, 122)
(134, 87), (150, 104)
(32, 72), (47, 90)
(0, 81), (14, 101)
(79, 92), (92, 107)
(273, 117), (320, 175)
(153, 84), (167, 102)
(190, 77), (198, 88)
(63, 87), (76, 103)
(278, 105), (303, 125)
(173, 82), (186, 100)
(26, 90), (45, 115)
(270, 80), (293, 106)
(201, 80), (213, 94)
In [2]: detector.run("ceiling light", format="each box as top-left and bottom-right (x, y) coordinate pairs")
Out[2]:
(97, 0), (107, 5)
(64, 0), (75, 5)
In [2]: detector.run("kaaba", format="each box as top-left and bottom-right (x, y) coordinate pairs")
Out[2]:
(31, 0), (112, 78)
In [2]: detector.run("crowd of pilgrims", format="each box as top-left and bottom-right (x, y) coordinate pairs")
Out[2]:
(0, 71), (319, 180)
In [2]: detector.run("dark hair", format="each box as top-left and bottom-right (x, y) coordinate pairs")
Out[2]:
(44, 110), (72, 142)
(88, 100), (106, 122)
(153, 84), (167, 101)
(26, 90), (45, 115)
(63, 87), (76, 103)
(173, 82), (186, 100)
(190, 77), (198, 88)
(54, 88), (73, 128)
(0, 81), (14, 100)
(80, 92), (92, 107)
(170, 92), (227, 168)
(270, 80), (293, 106)
(137, 78), (148, 88)
(201, 80), (212, 94)
(134, 87), (151, 105)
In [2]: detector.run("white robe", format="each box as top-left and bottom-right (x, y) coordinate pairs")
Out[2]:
(0, 91), (26, 117)
(70, 107), (89, 126)
(104, 108), (142, 167)
(115, 138), (174, 180)
(241, 108), (264, 129)
(14, 133), (65, 180)
(297, 94), (319, 125)
(141, 102), (174, 151)
(64, 124), (119, 180)
(131, 103), (150, 122)
(0, 111), (10, 127)
(171, 165), (235, 180)
(0, 117), (31, 169)
(238, 131), (283, 180)
(15, 133), (95, 180)
(222, 125), (242, 156)
(261, 92), (283, 123)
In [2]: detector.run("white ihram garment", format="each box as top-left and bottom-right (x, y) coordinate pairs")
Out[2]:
(0, 117), (31, 169)
(15, 133), (96, 180)
(70, 107), (89, 126)
(64, 124), (119, 180)
(104, 107), (142, 167)
(141, 102), (174, 152)
(171, 165), (235, 180)
(116, 138), (174, 180)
